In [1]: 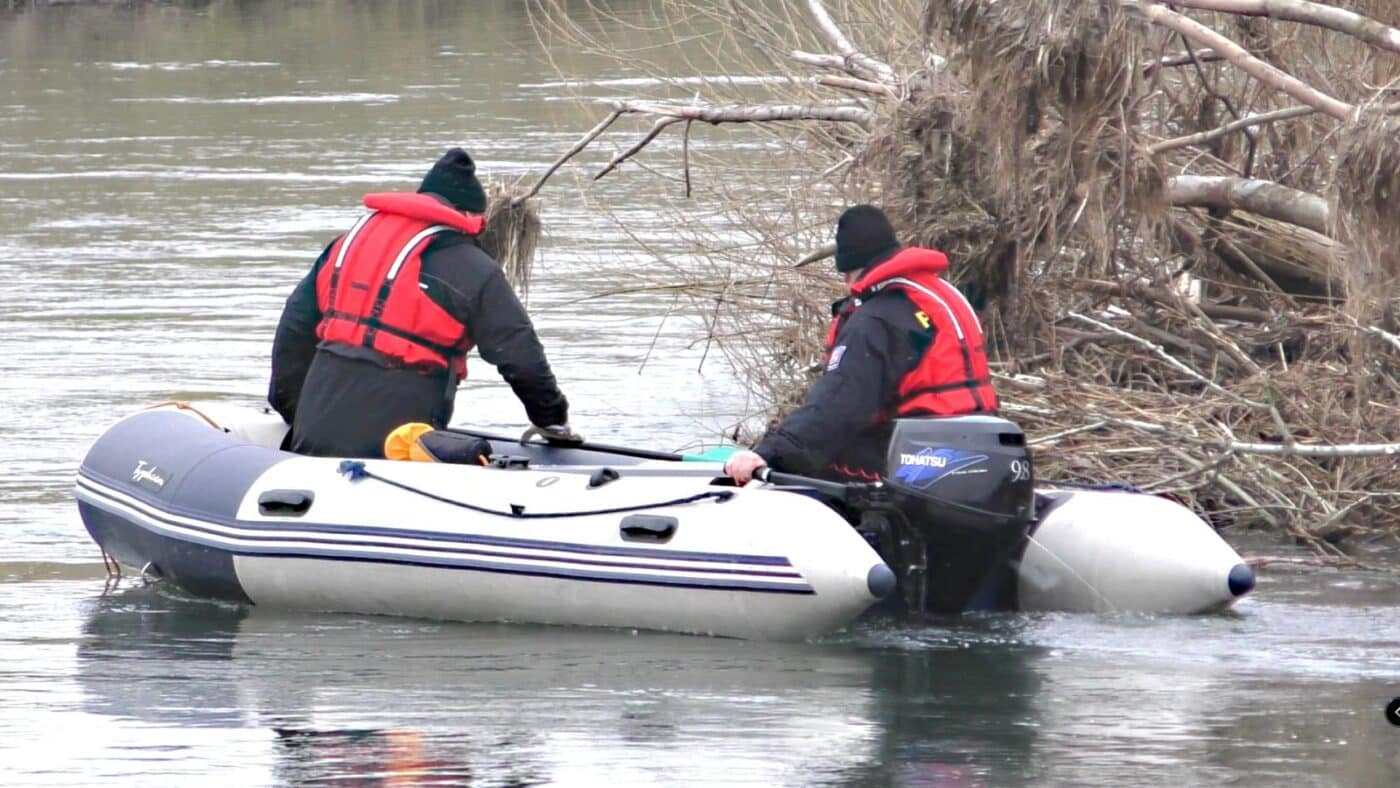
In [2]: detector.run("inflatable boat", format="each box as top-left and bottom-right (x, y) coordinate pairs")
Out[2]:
(74, 402), (1254, 639)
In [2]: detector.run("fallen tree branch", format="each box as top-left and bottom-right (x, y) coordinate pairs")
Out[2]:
(1140, 449), (1236, 491)
(805, 0), (898, 84)
(1166, 175), (1330, 235)
(1165, 0), (1400, 56)
(1073, 277), (1277, 323)
(1224, 439), (1400, 457)
(1244, 554), (1386, 571)
(1028, 420), (1110, 446)
(1364, 325), (1400, 354)
(1069, 311), (1243, 400)
(607, 99), (876, 130)
(1127, 1), (1355, 120)
(1084, 411), (1400, 457)
(791, 50), (850, 72)
(816, 73), (899, 98)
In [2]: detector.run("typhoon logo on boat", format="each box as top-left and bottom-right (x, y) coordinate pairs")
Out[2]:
(131, 460), (167, 491)
(894, 448), (987, 488)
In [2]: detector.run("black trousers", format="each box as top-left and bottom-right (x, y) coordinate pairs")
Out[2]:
(289, 349), (454, 459)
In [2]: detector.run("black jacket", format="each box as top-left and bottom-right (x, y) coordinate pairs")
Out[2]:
(754, 290), (932, 479)
(269, 231), (568, 458)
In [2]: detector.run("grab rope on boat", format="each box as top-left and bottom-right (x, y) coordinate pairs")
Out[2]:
(337, 460), (733, 519)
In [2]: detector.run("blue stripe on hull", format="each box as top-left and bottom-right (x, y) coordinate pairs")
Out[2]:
(78, 467), (793, 568)
(76, 476), (814, 596)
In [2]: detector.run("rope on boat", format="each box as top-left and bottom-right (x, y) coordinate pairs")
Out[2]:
(100, 549), (122, 579)
(336, 460), (734, 519)
(143, 400), (224, 430)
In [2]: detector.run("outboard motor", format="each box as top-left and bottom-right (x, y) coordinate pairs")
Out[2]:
(860, 416), (1035, 614)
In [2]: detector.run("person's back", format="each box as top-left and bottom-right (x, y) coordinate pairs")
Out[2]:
(725, 205), (998, 483)
(269, 149), (573, 458)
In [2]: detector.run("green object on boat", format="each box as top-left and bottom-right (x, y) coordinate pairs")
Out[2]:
(682, 445), (740, 462)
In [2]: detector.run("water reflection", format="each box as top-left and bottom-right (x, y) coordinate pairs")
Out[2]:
(77, 586), (248, 728)
(77, 584), (1047, 784)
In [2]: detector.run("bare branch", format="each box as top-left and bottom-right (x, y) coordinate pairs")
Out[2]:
(515, 109), (621, 205)
(1127, 1), (1355, 120)
(1222, 440), (1400, 457)
(1166, 175), (1330, 235)
(1068, 311), (1243, 401)
(1363, 325), (1400, 354)
(1166, 0), (1400, 56)
(1144, 48), (1223, 76)
(791, 50), (848, 72)
(794, 241), (836, 267)
(595, 117), (683, 181)
(1149, 105), (1316, 154)
(607, 99), (876, 129)
(1039, 408), (1400, 457)
(805, 0), (898, 84)
(816, 73), (899, 98)
(682, 118), (693, 198)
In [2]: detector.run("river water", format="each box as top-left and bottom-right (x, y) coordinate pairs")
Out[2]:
(0, 2), (1396, 784)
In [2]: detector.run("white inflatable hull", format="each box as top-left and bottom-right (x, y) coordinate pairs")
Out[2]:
(1018, 489), (1254, 613)
(75, 405), (892, 641)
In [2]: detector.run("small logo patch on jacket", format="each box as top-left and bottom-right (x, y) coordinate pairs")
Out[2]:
(827, 345), (847, 371)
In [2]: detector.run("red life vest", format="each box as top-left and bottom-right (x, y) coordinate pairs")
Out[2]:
(826, 247), (999, 418)
(314, 192), (485, 379)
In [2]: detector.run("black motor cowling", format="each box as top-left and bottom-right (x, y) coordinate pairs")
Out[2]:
(862, 415), (1034, 614)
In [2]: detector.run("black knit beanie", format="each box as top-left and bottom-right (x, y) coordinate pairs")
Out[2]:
(418, 148), (488, 213)
(834, 204), (900, 272)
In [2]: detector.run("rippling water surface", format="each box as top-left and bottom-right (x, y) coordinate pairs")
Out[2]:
(0, 2), (1396, 785)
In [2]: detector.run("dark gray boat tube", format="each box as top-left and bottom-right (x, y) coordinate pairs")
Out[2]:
(75, 410), (290, 602)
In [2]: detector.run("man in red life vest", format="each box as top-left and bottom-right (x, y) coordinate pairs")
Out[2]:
(725, 205), (998, 483)
(269, 148), (575, 458)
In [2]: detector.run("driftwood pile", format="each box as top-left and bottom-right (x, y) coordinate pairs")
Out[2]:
(528, 1), (1400, 554)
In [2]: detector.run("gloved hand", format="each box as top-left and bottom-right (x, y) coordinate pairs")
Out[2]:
(521, 423), (585, 447)
(723, 450), (768, 485)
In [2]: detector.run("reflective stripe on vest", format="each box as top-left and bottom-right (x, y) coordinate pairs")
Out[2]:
(315, 198), (473, 375)
(868, 274), (993, 412)
(324, 210), (378, 317)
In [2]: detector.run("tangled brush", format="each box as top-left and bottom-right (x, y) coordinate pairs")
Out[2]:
(1331, 111), (1400, 330)
(479, 181), (542, 302)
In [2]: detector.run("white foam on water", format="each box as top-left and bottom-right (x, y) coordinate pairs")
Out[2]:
(0, 170), (390, 183)
(111, 93), (400, 106)
(522, 74), (791, 89)
(100, 60), (281, 71)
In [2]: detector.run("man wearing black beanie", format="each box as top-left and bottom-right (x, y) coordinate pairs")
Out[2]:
(269, 148), (576, 458)
(725, 204), (999, 483)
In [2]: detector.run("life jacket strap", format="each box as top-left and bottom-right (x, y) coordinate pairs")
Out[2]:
(321, 310), (461, 360)
(901, 378), (994, 399)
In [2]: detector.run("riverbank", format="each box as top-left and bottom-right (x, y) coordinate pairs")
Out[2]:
(524, 1), (1400, 555)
